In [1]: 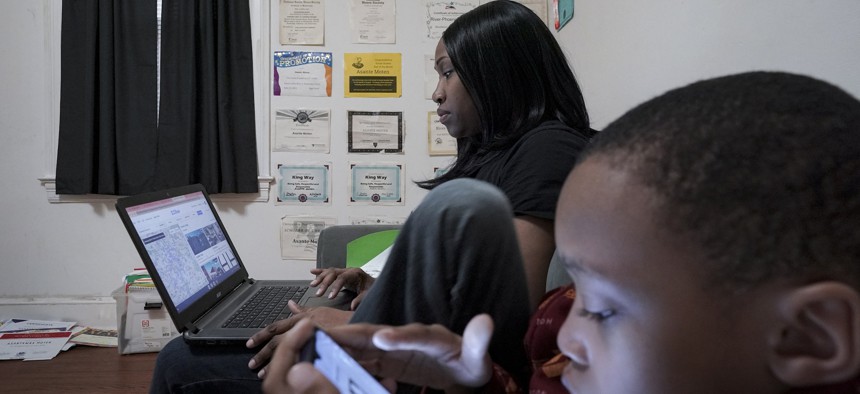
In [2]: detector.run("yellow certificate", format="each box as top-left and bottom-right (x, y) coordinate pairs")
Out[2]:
(344, 53), (402, 98)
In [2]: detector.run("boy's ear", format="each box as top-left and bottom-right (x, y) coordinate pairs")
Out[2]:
(768, 282), (860, 386)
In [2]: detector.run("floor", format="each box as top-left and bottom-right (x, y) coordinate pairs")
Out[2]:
(0, 345), (157, 393)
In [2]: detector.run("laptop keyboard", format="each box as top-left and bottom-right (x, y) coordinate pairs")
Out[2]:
(222, 285), (308, 329)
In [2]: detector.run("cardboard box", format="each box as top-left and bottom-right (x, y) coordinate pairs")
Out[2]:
(112, 286), (180, 354)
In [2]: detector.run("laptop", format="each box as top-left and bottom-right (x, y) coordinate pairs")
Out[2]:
(115, 184), (353, 345)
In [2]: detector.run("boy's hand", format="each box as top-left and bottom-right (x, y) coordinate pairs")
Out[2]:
(261, 318), (340, 393)
(327, 314), (495, 390)
(310, 267), (375, 310)
(246, 302), (353, 373)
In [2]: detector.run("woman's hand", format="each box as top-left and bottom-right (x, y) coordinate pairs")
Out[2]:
(246, 301), (353, 375)
(310, 267), (375, 310)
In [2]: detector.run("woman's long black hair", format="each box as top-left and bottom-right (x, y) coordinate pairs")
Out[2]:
(417, 0), (594, 189)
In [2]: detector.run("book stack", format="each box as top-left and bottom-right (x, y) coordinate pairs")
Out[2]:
(123, 268), (155, 292)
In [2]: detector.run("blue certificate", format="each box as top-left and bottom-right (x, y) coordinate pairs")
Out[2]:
(278, 164), (330, 204)
(349, 164), (403, 204)
(554, 0), (574, 31)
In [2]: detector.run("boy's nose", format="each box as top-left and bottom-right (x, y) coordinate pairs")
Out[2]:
(558, 319), (590, 369)
(564, 339), (590, 369)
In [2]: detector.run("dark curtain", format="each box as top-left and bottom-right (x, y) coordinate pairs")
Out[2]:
(57, 0), (158, 195)
(157, 0), (258, 194)
(56, 0), (259, 195)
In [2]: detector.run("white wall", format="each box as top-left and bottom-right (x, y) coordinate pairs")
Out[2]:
(1, 0), (859, 326)
(559, 0), (860, 129)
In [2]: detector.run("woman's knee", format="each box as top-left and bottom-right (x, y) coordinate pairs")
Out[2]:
(420, 178), (512, 224)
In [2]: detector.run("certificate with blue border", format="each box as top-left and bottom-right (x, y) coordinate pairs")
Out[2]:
(349, 163), (403, 205)
(277, 164), (331, 204)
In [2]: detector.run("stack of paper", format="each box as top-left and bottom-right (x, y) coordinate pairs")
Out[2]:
(0, 318), (76, 361)
(123, 268), (155, 292)
(69, 327), (118, 347)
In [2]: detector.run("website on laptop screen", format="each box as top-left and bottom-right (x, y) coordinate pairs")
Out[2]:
(126, 192), (241, 312)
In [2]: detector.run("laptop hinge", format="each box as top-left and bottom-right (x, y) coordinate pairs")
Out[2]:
(185, 324), (200, 334)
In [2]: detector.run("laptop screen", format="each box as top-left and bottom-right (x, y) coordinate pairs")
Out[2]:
(124, 191), (241, 312)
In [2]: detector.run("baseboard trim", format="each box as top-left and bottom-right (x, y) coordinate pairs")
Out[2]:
(0, 297), (118, 328)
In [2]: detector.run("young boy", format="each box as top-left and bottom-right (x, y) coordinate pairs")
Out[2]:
(554, 71), (860, 393)
(262, 71), (860, 393)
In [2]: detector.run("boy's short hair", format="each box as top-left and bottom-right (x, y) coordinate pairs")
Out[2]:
(581, 71), (860, 291)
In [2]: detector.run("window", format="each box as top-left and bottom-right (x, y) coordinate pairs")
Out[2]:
(40, 0), (273, 202)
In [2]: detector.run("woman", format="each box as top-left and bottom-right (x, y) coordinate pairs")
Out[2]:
(313, 0), (593, 316)
(151, 2), (592, 392)
(418, 0), (593, 307)
(305, 1), (593, 386)
(272, 0), (592, 390)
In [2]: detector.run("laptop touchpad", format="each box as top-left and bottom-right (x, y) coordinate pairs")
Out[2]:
(303, 291), (354, 310)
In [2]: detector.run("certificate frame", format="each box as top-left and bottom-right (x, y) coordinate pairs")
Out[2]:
(277, 163), (331, 205)
(349, 163), (404, 205)
(347, 111), (404, 153)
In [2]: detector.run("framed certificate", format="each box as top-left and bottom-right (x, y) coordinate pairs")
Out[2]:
(277, 163), (331, 205)
(348, 111), (403, 153)
(349, 163), (404, 205)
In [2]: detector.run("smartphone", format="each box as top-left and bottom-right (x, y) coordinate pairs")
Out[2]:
(300, 328), (388, 394)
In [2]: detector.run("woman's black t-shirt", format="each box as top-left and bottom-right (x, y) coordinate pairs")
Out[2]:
(473, 120), (590, 220)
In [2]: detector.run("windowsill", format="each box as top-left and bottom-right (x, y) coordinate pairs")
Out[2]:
(38, 176), (274, 203)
